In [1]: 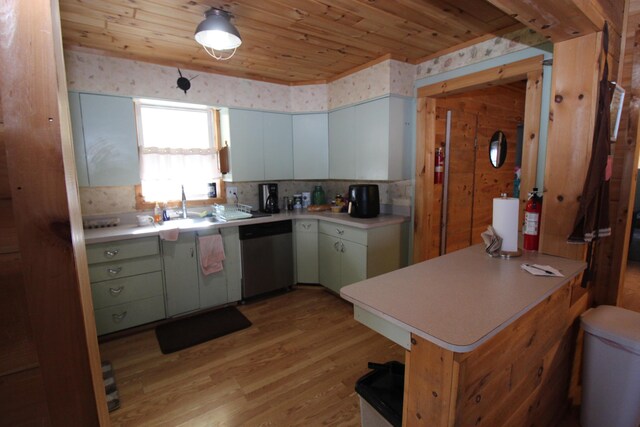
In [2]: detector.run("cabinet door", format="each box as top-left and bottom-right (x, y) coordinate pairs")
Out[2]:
(263, 112), (293, 180)
(79, 93), (140, 186)
(162, 232), (200, 316)
(318, 233), (342, 293)
(355, 98), (390, 180)
(197, 231), (228, 310)
(340, 239), (367, 288)
(293, 113), (328, 179)
(388, 96), (412, 181)
(295, 220), (319, 283)
(328, 106), (357, 179)
(228, 109), (264, 181)
(221, 227), (242, 302)
(68, 92), (89, 186)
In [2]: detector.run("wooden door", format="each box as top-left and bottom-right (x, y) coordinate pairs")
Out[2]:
(433, 84), (525, 255)
(440, 107), (479, 253)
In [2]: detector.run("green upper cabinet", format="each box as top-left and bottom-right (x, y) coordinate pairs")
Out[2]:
(293, 113), (329, 180)
(263, 112), (294, 180)
(223, 108), (293, 182)
(225, 109), (264, 181)
(328, 96), (412, 181)
(328, 106), (356, 180)
(68, 92), (140, 187)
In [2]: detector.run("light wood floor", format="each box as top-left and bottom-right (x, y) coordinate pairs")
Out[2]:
(99, 286), (404, 426)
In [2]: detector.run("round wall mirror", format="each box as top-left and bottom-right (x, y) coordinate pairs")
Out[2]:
(489, 130), (507, 168)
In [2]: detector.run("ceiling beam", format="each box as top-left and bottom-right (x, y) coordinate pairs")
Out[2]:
(485, 0), (625, 42)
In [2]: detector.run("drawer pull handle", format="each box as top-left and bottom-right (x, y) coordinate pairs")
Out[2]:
(334, 241), (340, 252)
(104, 249), (119, 258)
(112, 311), (127, 323)
(302, 223), (311, 230)
(336, 229), (344, 235)
(340, 242), (345, 253)
(109, 286), (124, 296)
(107, 267), (122, 276)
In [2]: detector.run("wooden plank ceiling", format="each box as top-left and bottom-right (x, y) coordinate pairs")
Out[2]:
(59, 0), (521, 85)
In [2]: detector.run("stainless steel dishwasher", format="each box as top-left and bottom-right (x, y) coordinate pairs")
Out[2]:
(239, 220), (293, 299)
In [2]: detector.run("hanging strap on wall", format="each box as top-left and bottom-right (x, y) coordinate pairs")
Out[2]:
(580, 22), (612, 288)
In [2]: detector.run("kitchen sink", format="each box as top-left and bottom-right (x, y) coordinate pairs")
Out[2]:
(156, 216), (222, 230)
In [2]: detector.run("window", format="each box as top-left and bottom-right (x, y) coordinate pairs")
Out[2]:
(135, 99), (222, 204)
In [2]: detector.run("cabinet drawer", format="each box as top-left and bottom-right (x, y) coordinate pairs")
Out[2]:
(295, 219), (318, 233)
(87, 237), (159, 264)
(91, 271), (164, 309)
(94, 295), (165, 335)
(318, 221), (367, 245)
(89, 256), (162, 282)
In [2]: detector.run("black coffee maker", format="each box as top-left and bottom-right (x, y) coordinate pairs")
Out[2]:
(258, 183), (280, 213)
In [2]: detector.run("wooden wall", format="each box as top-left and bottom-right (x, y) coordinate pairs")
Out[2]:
(430, 83), (526, 256)
(0, 1), (108, 425)
(403, 278), (589, 426)
(0, 91), (52, 425)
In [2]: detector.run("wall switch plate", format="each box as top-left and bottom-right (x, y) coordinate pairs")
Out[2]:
(226, 186), (238, 199)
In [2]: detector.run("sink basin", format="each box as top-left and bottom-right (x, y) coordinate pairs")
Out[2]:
(157, 216), (221, 230)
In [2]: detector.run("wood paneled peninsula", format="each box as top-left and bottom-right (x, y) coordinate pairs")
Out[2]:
(341, 245), (587, 427)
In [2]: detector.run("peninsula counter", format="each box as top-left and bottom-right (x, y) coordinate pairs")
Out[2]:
(341, 245), (587, 426)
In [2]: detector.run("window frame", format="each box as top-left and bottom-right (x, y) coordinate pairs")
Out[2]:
(133, 100), (226, 210)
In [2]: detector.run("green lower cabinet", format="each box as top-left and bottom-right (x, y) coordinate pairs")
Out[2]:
(220, 227), (242, 302)
(339, 239), (367, 287)
(163, 228), (243, 317)
(196, 227), (242, 309)
(162, 232), (200, 317)
(318, 221), (401, 293)
(319, 233), (344, 293)
(87, 237), (164, 335)
(94, 295), (165, 335)
(318, 233), (366, 293)
(294, 220), (319, 283)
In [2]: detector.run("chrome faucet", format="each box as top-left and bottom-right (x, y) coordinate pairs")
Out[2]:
(181, 185), (188, 219)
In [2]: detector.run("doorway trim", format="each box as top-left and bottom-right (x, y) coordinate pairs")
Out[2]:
(413, 55), (545, 262)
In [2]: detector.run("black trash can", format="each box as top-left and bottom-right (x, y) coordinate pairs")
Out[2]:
(355, 361), (405, 427)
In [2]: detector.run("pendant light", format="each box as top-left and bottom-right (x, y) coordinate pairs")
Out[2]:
(194, 8), (242, 61)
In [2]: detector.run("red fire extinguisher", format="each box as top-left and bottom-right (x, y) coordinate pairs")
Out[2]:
(523, 188), (542, 251)
(434, 147), (444, 184)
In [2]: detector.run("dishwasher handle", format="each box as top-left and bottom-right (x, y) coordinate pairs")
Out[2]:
(239, 220), (292, 240)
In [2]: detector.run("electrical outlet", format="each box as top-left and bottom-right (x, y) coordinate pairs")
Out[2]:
(226, 186), (238, 200)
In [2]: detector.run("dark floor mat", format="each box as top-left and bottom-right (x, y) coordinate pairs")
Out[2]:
(155, 306), (251, 354)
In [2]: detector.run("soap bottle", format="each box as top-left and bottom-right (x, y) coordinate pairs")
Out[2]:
(162, 203), (170, 222)
(153, 202), (162, 223)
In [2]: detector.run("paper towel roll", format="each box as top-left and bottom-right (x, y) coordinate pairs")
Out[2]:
(492, 197), (519, 252)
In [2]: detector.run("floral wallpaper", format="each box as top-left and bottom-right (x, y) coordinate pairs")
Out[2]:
(65, 51), (292, 112)
(327, 59), (415, 110)
(290, 84), (329, 112)
(415, 28), (547, 80)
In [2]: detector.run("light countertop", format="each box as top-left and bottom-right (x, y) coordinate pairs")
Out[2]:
(340, 245), (586, 353)
(84, 211), (408, 244)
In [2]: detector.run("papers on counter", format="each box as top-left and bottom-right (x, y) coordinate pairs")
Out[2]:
(521, 263), (564, 277)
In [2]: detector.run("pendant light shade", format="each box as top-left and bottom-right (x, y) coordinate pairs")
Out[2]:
(194, 8), (242, 60)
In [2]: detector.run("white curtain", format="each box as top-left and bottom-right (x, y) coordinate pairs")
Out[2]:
(139, 147), (221, 202)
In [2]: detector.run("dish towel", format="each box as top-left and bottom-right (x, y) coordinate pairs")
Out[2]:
(159, 227), (179, 241)
(199, 234), (225, 275)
